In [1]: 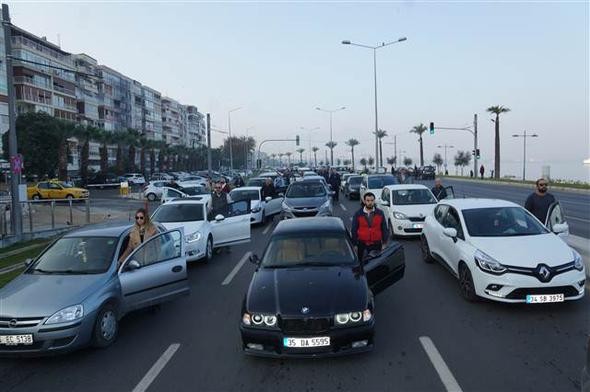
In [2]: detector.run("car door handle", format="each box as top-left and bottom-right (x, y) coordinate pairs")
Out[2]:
(172, 265), (183, 273)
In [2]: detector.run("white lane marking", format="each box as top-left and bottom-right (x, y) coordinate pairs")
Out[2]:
(339, 203), (347, 211)
(132, 343), (180, 392)
(222, 251), (252, 286)
(262, 222), (273, 235)
(419, 336), (463, 392)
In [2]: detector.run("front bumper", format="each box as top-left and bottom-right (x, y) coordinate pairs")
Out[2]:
(472, 267), (586, 303)
(240, 321), (375, 358)
(0, 313), (96, 357)
(250, 210), (264, 224)
(281, 209), (332, 219)
(391, 219), (425, 236)
(186, 239), (206, 262)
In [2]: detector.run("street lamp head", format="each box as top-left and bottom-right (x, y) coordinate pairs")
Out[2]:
(531, 134), (539, 137)
(512, 134), (519, 137)
(315, 107), (321, 111)
(398, 37), (407, 42)
(342, 40), (351, 45)
(340, 106), (346, 110)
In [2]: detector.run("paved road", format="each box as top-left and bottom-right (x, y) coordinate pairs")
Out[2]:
(428, 179), (590, 239)
(0, 194), (587, 392)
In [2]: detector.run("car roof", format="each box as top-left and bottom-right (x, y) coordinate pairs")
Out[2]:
(231, 186), (261, 191)
(440, 198), (520, 210)
(301, 176), (325, 181)
(166, 196), (209, 204)
(364, 173), (395, 178)
(273, 217), (346, 236)
(64, 222), (131, 238)
(384, 184), (429, 191)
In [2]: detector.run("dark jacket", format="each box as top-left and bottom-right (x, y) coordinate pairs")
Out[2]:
(328, 173), (340, 190)
(431, 186), (447, 200)
(261, 183), (276, 199)
(351, 207), (389, 245)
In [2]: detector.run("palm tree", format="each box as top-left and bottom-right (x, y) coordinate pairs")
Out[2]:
(368, 156), (375, 168)
(77, 125), (102, 185)
(270, 153), (277, 167)
(139, 136), (149, 177)
(285, 152), (293, 167)
(296, 148), (305, 164)
(386, 156), (397, 166)
(278, 153), (284, 166)
(311, 146), (320, 168)
(432, 153), (444, 173)
(125, 129), (142, 172)
(373, 129), (388, 167)
(410, 123), (427, 166)
(487, 105), (511, 179)
(325, 141), (337, 166)
(403, 157), (413, 167)
(99, 130), (115, 174)
(360, 158), (368, 172)
(345, 138), (359, 172)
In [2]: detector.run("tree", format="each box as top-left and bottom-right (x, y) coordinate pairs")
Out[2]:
(410, 123), (427, 167)
(373, 129), (388, 167)
(319, 160), (324, 166)
(76, 125), (101, 185)
(99, 130), (115, 174)
(368, 156), (375, 167)
(386, 156), (397, 166)
(345, 138), (359, 172)
(270, 153), (277, 166)
(296, 148), (305, 163)
(403, 157), (413, 167)
(343, 159), (351, 166)
(487, 105), (510, 179)
(325, 141), (337, 166)
(360, 158), (368, 172)
(432, 153), (444, 173)
(454, 150), (472, 176)
(311, 146), (320, 167)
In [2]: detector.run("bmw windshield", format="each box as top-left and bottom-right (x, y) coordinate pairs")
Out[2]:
(152, 204), (205, 222)
(262, 234), (356, 268)
(462, 207), (549, 237)
(29, 237), (118, 274)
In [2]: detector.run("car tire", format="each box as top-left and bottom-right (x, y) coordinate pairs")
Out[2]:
(420, 235), (435, 263)
(459, 263), (478, 302)
(92, 303), (119, 348)
(204, 236), (213, 263)
(66, 194), (74, 201)
(389, 221), (397, 240)
(261, 211), (266, 225)
(32, 194), (41, 200)
(147, 193), (157, 202)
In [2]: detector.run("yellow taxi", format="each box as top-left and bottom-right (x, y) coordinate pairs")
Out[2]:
(27, 181), (89, 200)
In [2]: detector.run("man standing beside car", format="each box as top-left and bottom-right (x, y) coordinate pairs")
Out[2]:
(525, 178), (556, 223)
(431, 178), (448, 200)
(351, 192), (389, 262)
(328, 168), (341, 202)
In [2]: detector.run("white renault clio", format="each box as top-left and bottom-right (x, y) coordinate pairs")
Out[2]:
(421, 198), (585, 303)
(378, 184), (438, 237)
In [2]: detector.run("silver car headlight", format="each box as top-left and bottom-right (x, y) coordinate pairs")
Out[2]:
(474, 249), (507, 274)
(45, 305), (84, 325)
(252, 206), (261, 213)
(393, 211), (408, 220)
(185, 231), (202, 243)
(573, 250), (584, 271)
(319, 200), (330, 211)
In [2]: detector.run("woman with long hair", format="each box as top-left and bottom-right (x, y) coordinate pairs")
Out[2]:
(119, 207), (158, 262)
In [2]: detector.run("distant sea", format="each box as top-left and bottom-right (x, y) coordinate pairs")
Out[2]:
(449, 160), (590, 182)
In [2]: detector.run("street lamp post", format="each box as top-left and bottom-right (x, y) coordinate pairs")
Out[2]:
(342, 37), (407, 169)
(300, 126), (320, 165)
(512, 131), (538, 181)
(437, 144), (455, 173)
(316, 107), (345, 166)
(227, 107), (242, 171)
(244, 126), (254, 170)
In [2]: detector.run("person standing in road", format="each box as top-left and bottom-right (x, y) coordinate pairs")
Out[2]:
(261, 178), (276, 200)
(328, 168), (341, 202)
(524, 178), (556, 223)
(479, 165), (485, 179)
(431, 177), (448, 200)
(351, 192), (389, 262)
(210, 181), (232, 218)
(119, 208), (158, 263)
(234, 175), (245, 188)
(220, 178), (231, 193)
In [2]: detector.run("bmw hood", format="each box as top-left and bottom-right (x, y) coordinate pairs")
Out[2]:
(469, 234), (574, 268)
(0, 273), (110, 318)
(394, 204), (436, 218)
(284, 196), (327, 209)
(246, 267), (368, 316)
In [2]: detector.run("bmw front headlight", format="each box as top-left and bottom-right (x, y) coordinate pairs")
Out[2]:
(45, 305), (84, 325)
(573, 250), (584, 271)
(185, 231), (202, 243)
(335, 309), (371, 326)
(242, 312), (278, 328)
(393, 211), (408, 220)
(474, 249), (506, 274)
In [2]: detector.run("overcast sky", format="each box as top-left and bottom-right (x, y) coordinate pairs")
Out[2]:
(8, 1), (590, 180)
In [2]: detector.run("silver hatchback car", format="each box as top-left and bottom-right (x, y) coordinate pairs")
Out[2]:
(0, 223), (189, 356)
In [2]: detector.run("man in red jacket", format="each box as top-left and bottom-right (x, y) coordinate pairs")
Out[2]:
(351, 192), (389, 262)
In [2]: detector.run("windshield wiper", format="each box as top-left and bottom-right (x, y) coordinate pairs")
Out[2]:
(31, 268), (56, 274)
(43, 269), (96, 275)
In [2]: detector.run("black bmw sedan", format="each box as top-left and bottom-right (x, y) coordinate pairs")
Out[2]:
(240, 217), (405, 358)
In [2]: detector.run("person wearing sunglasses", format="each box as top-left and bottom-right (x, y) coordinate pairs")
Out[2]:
(524, 178), (556, 223)
(119, 207), (158, 262)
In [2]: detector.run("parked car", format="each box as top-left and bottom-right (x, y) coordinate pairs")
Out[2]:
(281, 179), (333, 219)
(160, 185), (209, 204)
(420, 198), (584, 303)
(240, 217), (405, 357)
(151, 196), (251, 262)
(419, 165), (436, 180)
(359, 174), (398, 204)
(377, 184), (438, 237)
(85, 173), (120, 189)
(27, 181), (89, 200)
(0, 224), (189, 355)
(343, 175), (363, 200)
(122, 173), (146, 185)
(230, 186), (283, 225)
(150, 173), (174, 181)
(143, 181), (169, 201)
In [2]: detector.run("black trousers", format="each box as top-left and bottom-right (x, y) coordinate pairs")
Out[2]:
(357, 242), (382, 262)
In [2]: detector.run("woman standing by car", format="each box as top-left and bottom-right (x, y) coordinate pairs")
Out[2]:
(119, 208), (158, 262)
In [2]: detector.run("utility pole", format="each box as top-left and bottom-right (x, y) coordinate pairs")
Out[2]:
(512, 130), (538, 181)
(2, 4), (22, 239)
(206, 114), (212, 179)
(473, 113), (478, 179)
(437, 144), (455, 172)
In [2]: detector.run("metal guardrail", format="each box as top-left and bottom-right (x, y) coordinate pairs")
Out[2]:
(0, 198), (90, 238)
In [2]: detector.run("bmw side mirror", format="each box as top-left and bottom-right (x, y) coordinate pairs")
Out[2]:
(552, 223), (568, 234)
(127, 260), (141, 271)
(249, 254), (260, 265)
(215, 214), (225, 222)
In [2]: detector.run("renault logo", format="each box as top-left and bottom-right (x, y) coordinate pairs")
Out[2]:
(8, 319), (17, 328)
(537, 265), (551, 282)
(301, 307), (310, 314)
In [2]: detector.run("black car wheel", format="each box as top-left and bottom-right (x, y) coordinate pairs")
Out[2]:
(32, 194), (41, 200)
(420, 235), (435, 263)
(204, 236), (213, 262)
(261, 211), (266, 225)
(146, 193), (157, 202)
(459, 263), (478, 302)
(92, 303), (118, 348)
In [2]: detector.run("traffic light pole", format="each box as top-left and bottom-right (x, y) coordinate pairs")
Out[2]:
(430, 113), (479, 178)
(256, 137), (299, 169)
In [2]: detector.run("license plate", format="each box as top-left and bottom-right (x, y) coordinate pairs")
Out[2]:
(526, 294), (564, 304)
(283, 337), (330, 348)
(0, 334), (33, 346)
(412, 223), (423, 229)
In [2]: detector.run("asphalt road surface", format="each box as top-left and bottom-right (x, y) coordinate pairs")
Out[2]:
(0, 193), (587, 392)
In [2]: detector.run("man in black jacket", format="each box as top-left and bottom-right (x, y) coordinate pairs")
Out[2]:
(328, 168), (341, 202)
